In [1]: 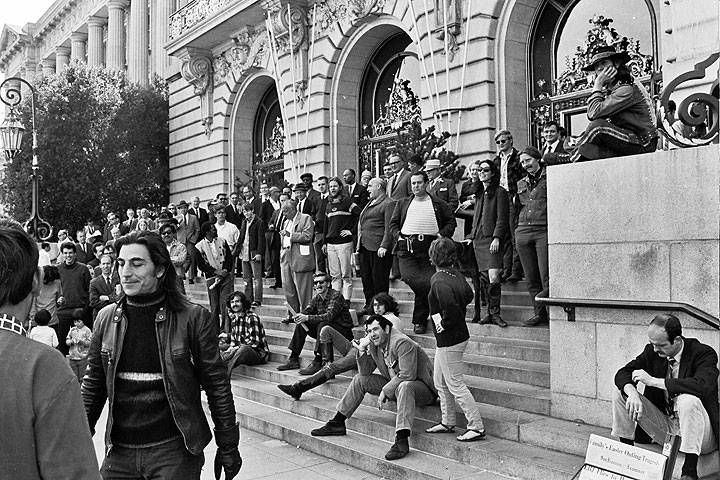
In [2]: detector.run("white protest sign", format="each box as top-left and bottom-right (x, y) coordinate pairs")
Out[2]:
(580, 434), (666, 480)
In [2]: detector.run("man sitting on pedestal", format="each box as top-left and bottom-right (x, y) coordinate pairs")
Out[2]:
(611, 314), (718, 480)
(311, 314), (437, 461)
(276, 272), (354, 376)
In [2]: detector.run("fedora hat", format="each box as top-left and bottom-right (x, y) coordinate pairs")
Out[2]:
(177, 200), (189, 207)
(582, 45), (631, 72)
(423, 159), (442, 171)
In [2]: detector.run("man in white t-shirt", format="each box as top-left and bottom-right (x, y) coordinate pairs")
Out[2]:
(214, 205), (240, 276)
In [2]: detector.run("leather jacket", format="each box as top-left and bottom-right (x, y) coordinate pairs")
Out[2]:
(81, 297), (238, 455)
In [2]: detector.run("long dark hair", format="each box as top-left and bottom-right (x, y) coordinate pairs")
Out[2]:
(114, 231), (187, 311)
(371, 292), (399, 316)
(479, 159), (501, 198)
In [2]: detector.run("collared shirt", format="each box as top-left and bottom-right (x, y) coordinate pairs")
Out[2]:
(499, 150), (511, 190)
(242, 220), (251, 261)
(215, 221), (240, 248)
(667, 342), (684, 380)
(544, 139), (560, 154)
(303, 288), (353, 329)
(282, 213), (299, 249)
(228, 311), (270, 358)
(270, 199), (280, 211)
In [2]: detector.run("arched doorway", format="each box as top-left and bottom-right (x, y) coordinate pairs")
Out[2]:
(528, 0), (660, 145)
(252, 85), (285, 187)
(357, 32), (421, 175)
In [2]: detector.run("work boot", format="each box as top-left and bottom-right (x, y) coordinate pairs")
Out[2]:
(311, 420), (346, 436)
(384, 436), (410, 460)
(298, 356), (323, 376)
(277, 371), (329, 401)
(488, 283), (507, 327)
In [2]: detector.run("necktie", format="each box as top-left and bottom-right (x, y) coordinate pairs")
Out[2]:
(665, 358), (676, 414)
(105, 276), (110, 289)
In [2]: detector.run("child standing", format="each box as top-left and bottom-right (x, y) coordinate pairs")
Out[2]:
(66, 318), (92, 382)
(28, 309), (59, 348)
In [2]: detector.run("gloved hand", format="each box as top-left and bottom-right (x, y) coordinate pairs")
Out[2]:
(214, 447), (242, 480)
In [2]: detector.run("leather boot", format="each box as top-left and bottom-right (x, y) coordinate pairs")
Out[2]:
(488, 282), (508, 327)
(278, 370), (331, 400)
(320, 342), (335, 379)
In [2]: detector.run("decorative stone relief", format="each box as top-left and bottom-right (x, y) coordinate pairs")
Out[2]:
(313, 0), (385, 39)
(213, 27), (269, 84)
(434, 0), (462, 62)
(169, 0), (232, 40)
(178, 47), (214, 137)
(37, 0), (104, 61)
(265, 2), (307, 54)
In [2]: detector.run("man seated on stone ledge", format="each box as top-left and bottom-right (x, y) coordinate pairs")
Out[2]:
(612, 314), (718, 480)
(550, 45), (658, 164)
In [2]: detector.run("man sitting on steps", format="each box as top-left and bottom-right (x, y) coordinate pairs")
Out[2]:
(311, 314), (437, 461)
(611, 314), (718, 480)
(277, 272), (354, 376)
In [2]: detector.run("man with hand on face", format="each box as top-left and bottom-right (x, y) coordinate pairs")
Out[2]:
(311, 314), (437, 461)
(82, 231), (242, 480)
(611, 314), (718, 480)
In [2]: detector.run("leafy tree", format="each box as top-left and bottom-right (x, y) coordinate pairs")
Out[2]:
(0, 63), (168, 238)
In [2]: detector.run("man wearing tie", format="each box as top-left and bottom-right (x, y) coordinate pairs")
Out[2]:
(300, 173), (322, 210)
(314, 177), (329, 273)
(176, 200), (201, 284)
(74, 230), (92, 264)
(267, 192), (291, 289)
(225, 191), (244, 228)
(294, 184), (316, 218)
(343, 169), (369, 208)
(540, 121), (566, 164)
(424, 159), (459, 211)
(88, 254), (120, 320)
(386, 154), (412, 201)
(121, 208), (138, 234)
(189, 196), (210, 226)
(611, 314), (718, 480)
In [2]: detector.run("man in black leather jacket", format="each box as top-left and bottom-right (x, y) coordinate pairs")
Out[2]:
(82, 231), (241, 480)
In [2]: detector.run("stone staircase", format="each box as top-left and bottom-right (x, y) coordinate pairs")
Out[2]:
(187, 277), (717, 480)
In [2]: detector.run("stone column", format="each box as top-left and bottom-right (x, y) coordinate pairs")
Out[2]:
(41, 59), (56, 75)
(127, 0), (149, 85)
(152, 0), (173, 79)
(70, 32), (88, 62)
(87, 16), (106, 66)
(55, 46), (71, 72)
(107, 0), (129, 71)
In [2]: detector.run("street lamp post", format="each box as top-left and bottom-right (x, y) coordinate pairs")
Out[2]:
(0, 77), (52, 241)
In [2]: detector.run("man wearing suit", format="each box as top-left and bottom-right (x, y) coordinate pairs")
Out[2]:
(293, 184), (317, 218)
(176, 200), (201, 283)
(188, 195), (210, 226)
(266, 192), (290, 289)
(388, 171), (456, 334)
(386, 154), (412, 201)
(120, 208), (138, 234)
(237, 203), (267, 306)
(225, 191), (244, 228)
(313, 177), (329, 273)
(102, 212), (120, 244)
(343, 168), (369, 208)
(612, 314), (718, 480)
(356, 177), (395, 312)
(88, 254), (120, 320)
(277, 199), (315, 318)
(242, 186), (263, 217)
(261, 187), (282, 276)
(540, 121), (566, 164)
(311, 315), (437, 461)
(424, 159), (459, 211)
(493, 129), (525, 283)
(300, 173), (322, 210)
(74, 230), (92, 264)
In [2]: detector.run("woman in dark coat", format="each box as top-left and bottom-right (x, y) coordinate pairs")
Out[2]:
(456, 161), (486, 319)
(468, 159), (509, 327)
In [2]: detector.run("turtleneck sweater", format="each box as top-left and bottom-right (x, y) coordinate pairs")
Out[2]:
(111, 290), (182, 447)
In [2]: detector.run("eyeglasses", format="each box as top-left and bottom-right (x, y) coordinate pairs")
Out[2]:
(160, 231), (172, 236)
(313, 280), (327, 285)
(479, 167), (492, 173)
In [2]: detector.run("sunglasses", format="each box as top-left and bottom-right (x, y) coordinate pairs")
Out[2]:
(313, 280), (327, 285)
(479, 167), (492, 173)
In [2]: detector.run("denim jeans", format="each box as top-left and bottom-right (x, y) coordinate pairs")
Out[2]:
(242, 259), (263, 303)
(434, 341), (484, 431)
(100, 437), (204, 480)
(326, 242), (353, 298)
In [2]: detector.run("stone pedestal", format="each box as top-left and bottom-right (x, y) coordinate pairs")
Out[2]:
(87, 16), (106, 67)
(128, 0), (149, 85)
(55, 46), (71, 72)
(107, 0), (129, 71)
(546, 145), (719, 427)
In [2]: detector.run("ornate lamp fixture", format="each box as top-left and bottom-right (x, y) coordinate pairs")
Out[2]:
(0, 77), (53, 241)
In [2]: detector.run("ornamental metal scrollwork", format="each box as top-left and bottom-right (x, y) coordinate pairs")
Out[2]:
(261, 117), (286, 164)
(657, 53), (720, 147)
(553, 15), (654, 97)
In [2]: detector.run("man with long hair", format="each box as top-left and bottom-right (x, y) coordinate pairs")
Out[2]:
(82, 231), (242, 480)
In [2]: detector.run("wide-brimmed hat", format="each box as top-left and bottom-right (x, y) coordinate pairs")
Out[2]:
(423, 159), (442, 171)
(582, 45), (631, 72)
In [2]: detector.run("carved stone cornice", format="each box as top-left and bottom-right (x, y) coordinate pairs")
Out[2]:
(213, 26), (269, 84)
(313, 0), (385, 39)
(263, 1), (308, 54)
(36, 0), (105, 62)
(178, 47), (214, 137)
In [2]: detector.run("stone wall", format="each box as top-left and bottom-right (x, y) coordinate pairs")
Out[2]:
(546, 145), (719, 427)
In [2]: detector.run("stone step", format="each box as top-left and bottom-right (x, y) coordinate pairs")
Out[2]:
(241, 360), (551, 416)
(229, 374), (582, 480)
(263, 330), (550, 388)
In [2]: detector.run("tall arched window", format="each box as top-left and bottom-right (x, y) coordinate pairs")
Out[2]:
(528, 0), (660, 145)
(253, 85), (284, 186)
(358, 32), (421, 174)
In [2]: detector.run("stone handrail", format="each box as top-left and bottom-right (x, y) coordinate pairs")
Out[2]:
(169, 0), (232, 41)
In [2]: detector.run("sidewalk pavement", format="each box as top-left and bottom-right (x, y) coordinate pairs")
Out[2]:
(92, 405), (382, 480)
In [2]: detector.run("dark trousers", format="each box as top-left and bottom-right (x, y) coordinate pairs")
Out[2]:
(100, 437), (204, 480)
(358, 245), (393, 308)
(574, 119), (658, 161)
(57, 308), (88, 356)
(398, 251), (435, 326)
(515, 226), (549, 318)
(314, 239), (326, 273)
(186, 242), (198, 280)
(288, 318), (353, 358)
(269, 245), (282, 286)
(503, 203), (524, 278)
